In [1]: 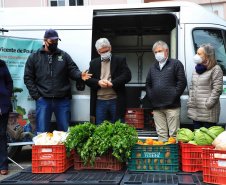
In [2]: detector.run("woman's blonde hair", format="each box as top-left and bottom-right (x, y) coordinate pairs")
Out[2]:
(200, 43), (217, 70)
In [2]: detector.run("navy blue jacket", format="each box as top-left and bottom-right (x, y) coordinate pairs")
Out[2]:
(0, 60), (13, 114)
(146, 57), (187, 110)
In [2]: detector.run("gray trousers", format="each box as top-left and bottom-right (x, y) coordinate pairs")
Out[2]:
(153, 107), (180, 141)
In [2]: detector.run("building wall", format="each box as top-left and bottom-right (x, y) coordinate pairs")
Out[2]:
(3, 0), (42, 7)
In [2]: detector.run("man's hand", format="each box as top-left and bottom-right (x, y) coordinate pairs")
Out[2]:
(81, 69), (92, 81)
(98, 80), (113, 88)
(98, 80), (108, 88)
(106, 81), (113, 87)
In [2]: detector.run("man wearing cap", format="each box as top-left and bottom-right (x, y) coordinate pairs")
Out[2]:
(24, 29), (92, 132)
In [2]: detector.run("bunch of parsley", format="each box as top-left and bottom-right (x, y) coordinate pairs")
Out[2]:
(64, 120), (138, 166)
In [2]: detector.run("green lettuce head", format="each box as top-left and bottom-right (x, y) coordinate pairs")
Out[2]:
(209, 126), (224, 136)
(188, 140), (198, 145)
(194, 129), (214, 145)
(176, 128), (194, 143)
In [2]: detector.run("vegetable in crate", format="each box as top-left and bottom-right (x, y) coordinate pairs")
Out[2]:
(64, 122), (96, 156)
(194, 127), (216, 145)
(64, 120), (138, 166)
(188, 140), (198, 145)
(176, 128), (194, 143)
(208, 126), (224, 136)
(212, 131), (226, 150)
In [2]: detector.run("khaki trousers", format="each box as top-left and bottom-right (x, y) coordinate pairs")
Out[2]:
(153, 107), (180, 141)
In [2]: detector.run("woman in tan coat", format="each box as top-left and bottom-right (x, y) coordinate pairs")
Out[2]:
(187, 43), (223, 129)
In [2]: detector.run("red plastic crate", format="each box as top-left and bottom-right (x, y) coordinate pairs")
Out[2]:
(125, 119), (144, 128)
(32, 145), (74, 173)
(74, 150), (125, 171)
(126, 108), (144, 115)
(125, 114), (144, 119)
(203, 148), (226, 185)
(178, 141), (215, 172)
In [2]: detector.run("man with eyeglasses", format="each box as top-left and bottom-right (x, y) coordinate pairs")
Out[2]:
(7, 111), (24, 142)
(86, 38), (131, 125)
(24, 29), (92, 133)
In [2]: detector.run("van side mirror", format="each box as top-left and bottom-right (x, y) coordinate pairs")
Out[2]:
(76, 80), (85, 91)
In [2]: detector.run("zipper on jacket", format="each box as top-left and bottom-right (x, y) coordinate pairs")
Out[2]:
(48, 54), (53, 77)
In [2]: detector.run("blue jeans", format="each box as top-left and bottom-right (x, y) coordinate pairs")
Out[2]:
(36, 98), (70, 132)
(193, 120), (215, 129)
(0, 114), (8, 170)
(95, 98), (125, 125)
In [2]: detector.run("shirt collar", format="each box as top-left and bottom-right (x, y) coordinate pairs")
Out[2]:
(159, 57), (168, 69)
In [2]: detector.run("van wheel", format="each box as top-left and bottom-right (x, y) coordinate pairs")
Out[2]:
(8, 146), (22, 159)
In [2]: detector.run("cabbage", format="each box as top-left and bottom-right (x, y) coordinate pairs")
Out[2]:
(188, 140), (198, 145)
(176, 128), (194, 143)
(209, 126), (224, 136)
(194, 129), (214, 145)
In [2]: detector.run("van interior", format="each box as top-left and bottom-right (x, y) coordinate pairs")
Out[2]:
(91, 12), (177, 134)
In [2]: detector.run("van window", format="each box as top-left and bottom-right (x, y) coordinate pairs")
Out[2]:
(193, 29), (226, 75)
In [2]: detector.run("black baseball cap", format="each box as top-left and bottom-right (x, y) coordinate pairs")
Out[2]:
(44, 29), (61, 40)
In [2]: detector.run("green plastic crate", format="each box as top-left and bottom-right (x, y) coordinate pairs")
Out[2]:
(128, 141), (179, 172)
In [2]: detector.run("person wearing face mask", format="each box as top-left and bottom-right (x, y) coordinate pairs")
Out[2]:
(187, 43), (223, 129)
(24, 29), (92, 132)
(146, 40), (187, 141)
(86, 38), (131, 125)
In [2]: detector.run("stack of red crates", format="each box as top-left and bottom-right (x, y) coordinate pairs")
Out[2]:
(203, 148), (226, 185)
(125, 108), (144, 128)
(178, 141), (214, 172)
(32, 145), (74, 173)
(74, 150), (125, 171)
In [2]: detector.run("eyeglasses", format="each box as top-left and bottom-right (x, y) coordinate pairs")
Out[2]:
(28, 113), (35, 116)
(9, 116), (17, 119)
(98, 48), (110, 55)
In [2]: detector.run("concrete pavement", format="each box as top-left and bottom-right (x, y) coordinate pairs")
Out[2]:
(0, 145), (32, 181)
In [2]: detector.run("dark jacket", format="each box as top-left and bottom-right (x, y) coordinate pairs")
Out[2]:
(86, 55), (131, 118)
(0, 60), (13, 114)
(24, 46), (82, 100)
(146, 57), (187, 110)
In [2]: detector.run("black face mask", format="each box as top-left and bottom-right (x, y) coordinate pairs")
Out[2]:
(46, 41), (58, 52)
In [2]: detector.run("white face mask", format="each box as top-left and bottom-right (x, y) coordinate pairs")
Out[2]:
(155, 52), (165, 62)
(193, 54), (202, 64)
(101, 51), (111, 60)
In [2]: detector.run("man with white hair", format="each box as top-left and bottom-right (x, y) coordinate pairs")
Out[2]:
(146, 40), (187, 141)
(86, 38), (131, 125)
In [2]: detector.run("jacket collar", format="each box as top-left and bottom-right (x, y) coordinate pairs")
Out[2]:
(40, 45), (61, 54)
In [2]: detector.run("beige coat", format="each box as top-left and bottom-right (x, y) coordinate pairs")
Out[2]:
(187, 65), (223, 123)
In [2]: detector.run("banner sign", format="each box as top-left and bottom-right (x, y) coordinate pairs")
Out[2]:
(0, 37), (42, 143)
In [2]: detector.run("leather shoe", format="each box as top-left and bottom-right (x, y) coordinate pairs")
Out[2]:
(1, 170), (8, 175)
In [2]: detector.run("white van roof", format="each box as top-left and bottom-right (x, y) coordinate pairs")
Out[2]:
(0, 1), (225, 30)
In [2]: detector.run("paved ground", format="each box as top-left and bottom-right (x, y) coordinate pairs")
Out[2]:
(0, 145), (32, 181)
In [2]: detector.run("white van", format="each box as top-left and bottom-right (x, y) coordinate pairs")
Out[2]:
(0, 1), (226, 130)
